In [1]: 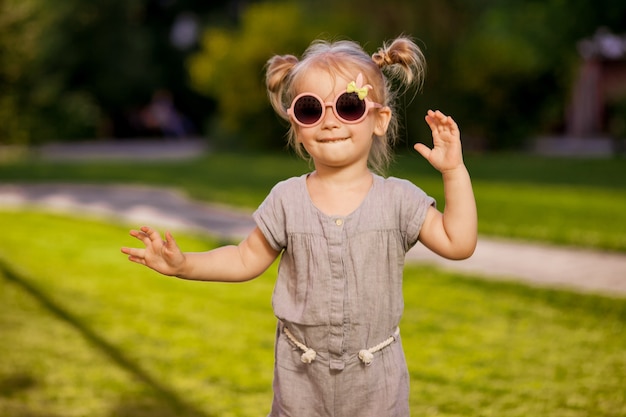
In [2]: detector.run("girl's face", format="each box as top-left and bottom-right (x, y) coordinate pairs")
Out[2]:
(291, 67), (390, 172)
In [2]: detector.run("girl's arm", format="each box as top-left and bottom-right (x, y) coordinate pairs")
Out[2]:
(121, 226), (280, 282)
(414, 110), (478, 260)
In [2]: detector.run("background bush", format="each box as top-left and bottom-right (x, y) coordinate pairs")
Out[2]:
(1, 0), (625, 149)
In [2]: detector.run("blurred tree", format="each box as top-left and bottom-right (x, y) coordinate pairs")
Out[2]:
(444, 0), (626, 149)
(186, 0), (486, 150)
(0, 0), (233, 145)
(0, 0), (104, 144)
(187, 1), (359, 149)
(327, 0), (626, 149)
(2, 0), (625, 148)
(450, 3), (557, 148)
(127, 0), (234, 139)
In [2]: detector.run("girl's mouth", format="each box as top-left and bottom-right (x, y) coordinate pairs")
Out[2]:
(317, 137), (348, 143)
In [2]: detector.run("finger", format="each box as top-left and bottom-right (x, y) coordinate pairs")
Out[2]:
(127, 255), (146, 265)
(129, 229), (153, 247)
(434, 110), (448, 119)
(435, 112), (458, 131)
(164, 231), (178, 249)
(428, 110), (454, 125)
(121, 247), (146, 265)
(427, 113), (459, 142)
(121, 246), (145, 258)
(425, 117), (444, 142)
(441, 114), (458, 131)
(413, 143), (432, 160)
(425, 111), (445, 133)
(140, 226), (165, 245)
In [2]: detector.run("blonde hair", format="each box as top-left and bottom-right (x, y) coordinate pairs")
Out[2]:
(265, 36), (426, 175)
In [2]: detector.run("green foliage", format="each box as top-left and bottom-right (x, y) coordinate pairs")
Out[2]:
(0, 0), (229, 145)
(0, 0), (153, 144)
(1, 211), (625, 416)
(3, 0), (626, 148)
(0, 0), (103, 144)
(187, 2), (337, 149)
(443, 0), (626, 149)
(316, 0), (626, 150)
(445, 3), (561, 147)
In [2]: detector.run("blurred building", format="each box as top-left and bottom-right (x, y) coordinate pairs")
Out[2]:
(567, 28), (626, 140)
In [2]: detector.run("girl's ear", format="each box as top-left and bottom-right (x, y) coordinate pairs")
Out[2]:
(374, 106), (392, 136)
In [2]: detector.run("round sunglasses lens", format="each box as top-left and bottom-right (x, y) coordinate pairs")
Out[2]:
(294, 95), (322, 125)
(336, 93), (366, 121)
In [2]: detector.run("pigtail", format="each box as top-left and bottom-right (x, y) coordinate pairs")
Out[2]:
(366, 36), (426, 175)
(372, 36), (426, 92)
(265, 54), (299, 121)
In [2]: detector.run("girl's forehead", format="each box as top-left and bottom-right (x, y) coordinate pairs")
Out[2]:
(295, 68), (354, 95)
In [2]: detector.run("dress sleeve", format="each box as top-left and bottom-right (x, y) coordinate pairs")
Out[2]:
(253, 181), (288, 252)
(394, 178), (436, 252)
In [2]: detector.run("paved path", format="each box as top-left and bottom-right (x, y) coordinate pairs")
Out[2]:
(2, 183), (625, 297)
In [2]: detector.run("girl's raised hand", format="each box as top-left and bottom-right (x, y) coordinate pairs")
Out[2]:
(414, 110), (463, 173)
(121, 226), (185, 276)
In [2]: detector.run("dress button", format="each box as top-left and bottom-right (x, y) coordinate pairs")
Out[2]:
(335, 218), (344, 226)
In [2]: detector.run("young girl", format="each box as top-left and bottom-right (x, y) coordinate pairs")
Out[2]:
(122, 36), (477, 417)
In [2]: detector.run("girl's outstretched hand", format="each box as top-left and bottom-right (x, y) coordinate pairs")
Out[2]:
(414, 110), (463, 173)
(121, 226), (185, 276)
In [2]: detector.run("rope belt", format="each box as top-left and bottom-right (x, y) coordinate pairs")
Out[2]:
(283, 326), (317, 363)
(283, 326), (396, 366)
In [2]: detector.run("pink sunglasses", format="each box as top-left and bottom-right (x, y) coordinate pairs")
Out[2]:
(287, 92), (382, 127)
(287, 73), (382, 127)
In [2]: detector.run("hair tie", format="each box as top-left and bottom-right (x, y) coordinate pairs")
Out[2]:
(382, 51), (394, 65)
(373, 49), (393, 67)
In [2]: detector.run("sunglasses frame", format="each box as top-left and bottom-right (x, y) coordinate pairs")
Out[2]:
(287, 91), (383, 127)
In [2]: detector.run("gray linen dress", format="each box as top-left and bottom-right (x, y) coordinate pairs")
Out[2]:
(253, 173), (435, 417)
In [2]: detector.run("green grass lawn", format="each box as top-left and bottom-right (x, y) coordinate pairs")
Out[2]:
(1, 150), (625, 251)
(1, 211), (625, 417)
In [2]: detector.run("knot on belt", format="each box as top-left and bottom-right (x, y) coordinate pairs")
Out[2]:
(358, 335), (396, 365)
(283, 326), (396, 366)
(283, 327), (317, 363)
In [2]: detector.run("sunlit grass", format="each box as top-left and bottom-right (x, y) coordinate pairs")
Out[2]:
(0, 210), (276, 416)
(1, 150), (625, 251)
(402, 268), (626, 416)
(1, 211), (625, 416)
(392, 152), (626, 252)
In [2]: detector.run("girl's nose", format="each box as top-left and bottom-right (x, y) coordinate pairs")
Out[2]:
(320, 104), (340, 128)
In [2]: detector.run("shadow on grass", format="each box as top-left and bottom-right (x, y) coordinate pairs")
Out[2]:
(0, 373), (38, 397)
(0, 260), (213, 417)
